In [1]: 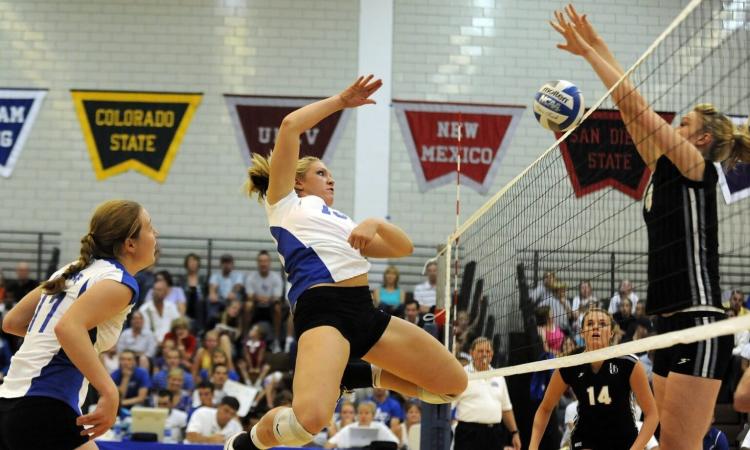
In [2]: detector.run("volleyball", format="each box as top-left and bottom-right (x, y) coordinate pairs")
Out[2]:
(533, 80), (585, 131)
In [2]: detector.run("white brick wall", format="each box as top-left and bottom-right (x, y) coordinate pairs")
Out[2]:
(0, 0), (699, 266)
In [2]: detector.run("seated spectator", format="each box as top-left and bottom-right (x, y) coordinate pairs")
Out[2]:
(536, 306), (564, 355)
(244, 250), (284, 347)
(326, 401), (399, 448)
(396, 401), (421, 448)
(154, 389), (188, 444)
(730, 289), (749, 316)
(192, 330), (221, 382)
(152, 348), (194, 391)
(401, 299), (424, 328)
(139, 279), (181, 342)
(185, 395), (243, 444)
(613, 297), (637, 342)
(6, 262), (37, 305)
(145, 270), (187, 315)
(163, 317), (198, 364)
(537, 282), (573, 331)
(111, 349), (150, 409)
(608, 279), (639, 314)
(191, 381), (215, 414)
(369, 388), (404, 435)
(208, 254), (245, 320)
(240, 324), (271, 387)
(571, 280), (600, 328)
(531, 270), (557, 305)
(180, 253), (207, 331)
(215, 299), (243, 355)
(165, 368), (193, 412)
(198, 348), (240, 382)
(117, 311), (158, 369)
(374, 265), (406, 315)
(203, 363), (254, 417)
(328, 400), (357, 439)
(413, 259), (438, 313)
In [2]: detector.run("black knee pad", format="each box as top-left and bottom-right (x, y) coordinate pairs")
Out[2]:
(340, 359), (373, 391)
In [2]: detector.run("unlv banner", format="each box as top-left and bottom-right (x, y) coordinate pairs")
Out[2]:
(393, 101), (525, 194)
(558, 109), (676, 200)
(0, 89), (47, 178)
(71, 90), (202, 182)
(716, 115), (750, 204)
(224, 95), (352, 165)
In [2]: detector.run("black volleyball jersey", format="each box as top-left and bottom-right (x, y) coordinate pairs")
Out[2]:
(560, 356), (638, 442)
(642, 156), (722, 315)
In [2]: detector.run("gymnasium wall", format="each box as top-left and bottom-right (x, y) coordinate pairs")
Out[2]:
(0, 0), (686, 266)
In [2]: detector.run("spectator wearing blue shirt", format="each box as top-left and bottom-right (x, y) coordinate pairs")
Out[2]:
(111, 349), (151, 409)
(703, 425), (729, 450)
(369, 388), (404, 436)
(152, 348), (194, 391)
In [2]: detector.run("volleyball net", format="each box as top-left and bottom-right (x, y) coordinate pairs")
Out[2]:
(440, 0), (750, 380)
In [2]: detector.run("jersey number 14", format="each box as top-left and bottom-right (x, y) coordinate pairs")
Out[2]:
(586, 385), (612, 405)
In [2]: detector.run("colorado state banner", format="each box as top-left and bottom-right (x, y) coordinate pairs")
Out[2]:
(71, 90), (202, 182)
(0, 88), (47, 178)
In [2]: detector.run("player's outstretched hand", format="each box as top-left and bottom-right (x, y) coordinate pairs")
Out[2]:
(339, 75), (382, 108)
(549, 8), (593, 57)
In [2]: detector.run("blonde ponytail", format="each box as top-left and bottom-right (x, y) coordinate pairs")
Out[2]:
(246, 153), (322, 202)
(694, 104), (750, 170)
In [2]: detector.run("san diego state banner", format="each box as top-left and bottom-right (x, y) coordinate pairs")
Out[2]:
(224, 95), (352, 165)
(716, 115), (750, 204)
(71, 90), (202, 182)
(0, 88), (47, 178)
(558, 109), (675, 200)
(393, 101), (525, 194)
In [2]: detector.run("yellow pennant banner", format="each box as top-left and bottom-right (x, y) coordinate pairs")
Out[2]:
(71, 90), (202, 182)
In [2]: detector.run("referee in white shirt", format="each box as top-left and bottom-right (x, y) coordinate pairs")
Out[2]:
(453, 337), (521, 450)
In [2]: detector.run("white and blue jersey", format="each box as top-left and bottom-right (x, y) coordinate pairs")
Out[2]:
(266, 190), (371, 307)
(0, 259), (138, 414)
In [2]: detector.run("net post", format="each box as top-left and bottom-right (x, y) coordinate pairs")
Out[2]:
(438, 239), (452, 349)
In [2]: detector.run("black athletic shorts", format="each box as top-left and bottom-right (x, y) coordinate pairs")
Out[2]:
(653, 311), (733, 380)
(571, 433), (634, 450)
(0, 396), (88, 450)
(293, 286), (391, 359)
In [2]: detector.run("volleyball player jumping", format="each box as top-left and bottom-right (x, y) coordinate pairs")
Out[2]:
(0, 200), (158, 450)
(225, 75), (467, 450)
(552, 5), (750, 449)
(529, 308), (658, 450)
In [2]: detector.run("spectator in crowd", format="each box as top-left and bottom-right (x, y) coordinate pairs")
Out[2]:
(413, 260), (438, 313)
(326, 401), (399, 448)
(163, 317), (198, 364)
(152, 348), (195, 391)
(208, 254), (244, 318)
(185, 395), (243, 444)
(155, 389), (189, 444)
(571, 280), (599, 327)
(241, 324), (270, 388)
(111, 349), (151, 410)
(453, 337), (521, 450)
(729, 289), (749, 317)
(536, 306), (564, 356)
(139, 278), (181, 342)
(165, 367), (193, 412)
(144, 270), (187, 315)
(608, 279), (638, 314)
(135, 264), (157, 308)
(537, 282), (573, 331)
(181, 253), (207, 331)
(402, 299), (424, 328)
(215, 299), (243, 355)
(613, 297), (637, 342)
(193, 330), (221, 382)
(531, 271), (557, 305)
(193, 381), (216, 412)
(369, 388), (404, 437)
(374, 265), (406, 315)
(244, 250), (283, 347)
(199, 348), (239, 382)
(208, 363), (246, 407)
(6, 262), (37, 305)
(117, 311), (158, 369)
(327, 400), (356, 439)
(633, 300), (653, 329)
(396, 402), (421, 449)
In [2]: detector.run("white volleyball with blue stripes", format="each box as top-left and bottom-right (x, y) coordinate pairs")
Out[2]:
(533, 80), (585, 132)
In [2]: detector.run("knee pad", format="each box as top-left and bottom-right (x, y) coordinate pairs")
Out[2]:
(340, 360), (378, 391)
(417, 387), (458, 404)
(272, 407), (315, 446)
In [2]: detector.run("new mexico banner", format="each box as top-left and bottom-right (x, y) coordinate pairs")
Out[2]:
(393, 101), (525, 194)
(71, 90), (202, 182)
(0, 88), (47, 178)
(224, 95), (351, 165)
(558, 109), (676, 200)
